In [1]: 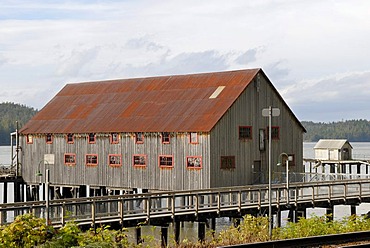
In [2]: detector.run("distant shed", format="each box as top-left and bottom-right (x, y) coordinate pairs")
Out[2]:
(314, 139), (352, 160)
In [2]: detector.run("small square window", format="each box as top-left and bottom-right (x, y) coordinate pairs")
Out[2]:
(266, 126), (280, 140)
(110, 133), (119, 144)
(109, 154), (122, 167)
(221, 156), (236, 169)
(27, 135), (33, 144)
(46, 134), (53, 144)
(64, 153), (76, 166)
(161, 132), (170, 144)
(186, 156), (202, 169)
(189, 132), (198, 144)
(239, 126), (252, 140)
(133, 154), (146, 167)
(67, 134), (74, 144)
(159, 155), (174, 168)
(86, 154), (98, 166)
(282, 154), (295, 166)
(135, 132), (144, 144)
(88, 133), (96, 144)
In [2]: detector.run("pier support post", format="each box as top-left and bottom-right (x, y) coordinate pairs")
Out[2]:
(26, 185), (32, 201)
(288, 209), (294, 222)
(296, 209), (306, 221)
(174, 220), (181, 244)
(233, 217), (241, 228)
(211, 218), (216, 236)
(3, 182), (7, 203)
(351, 205), (356, 216)
(198, 221), (206, 242)
(326, 206), (333, 221)
(276, 210), (281, 227)
(161, 226), (168, 248)
(135, 226), (142, 245)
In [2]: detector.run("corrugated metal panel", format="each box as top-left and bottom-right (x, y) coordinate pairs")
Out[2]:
(314, 139), (351, 149)
(20, 69), (260, 134)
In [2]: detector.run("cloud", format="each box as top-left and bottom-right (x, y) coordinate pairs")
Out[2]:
(264, 61), (290, 83)
(281, 71), (370, 121)
(235, 48), (259, 65)
(1, 0), (370, 122)
(55, 46), (101, 78)
(0, 56), (8, 67)
(123, 50), (231, 77)
(125, 37), (166, 52)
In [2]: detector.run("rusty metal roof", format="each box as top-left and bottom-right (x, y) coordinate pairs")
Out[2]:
(21, 69), (265, 134)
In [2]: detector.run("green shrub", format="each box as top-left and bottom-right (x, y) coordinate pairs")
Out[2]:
(0, 213), (54, 248)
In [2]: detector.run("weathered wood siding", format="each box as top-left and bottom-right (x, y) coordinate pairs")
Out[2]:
(20, 132), (210, 191)
(209, 72), (304, 187)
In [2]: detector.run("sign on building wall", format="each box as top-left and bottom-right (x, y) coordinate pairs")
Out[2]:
(44, 154), (55, 165)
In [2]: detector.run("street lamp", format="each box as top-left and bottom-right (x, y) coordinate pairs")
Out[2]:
(262, 106), (280, 239)
(277, 153), (292, 204)
(36, 160), (50, 225)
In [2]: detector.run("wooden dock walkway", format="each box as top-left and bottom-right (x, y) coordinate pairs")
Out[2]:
(1, 178), (370, 228)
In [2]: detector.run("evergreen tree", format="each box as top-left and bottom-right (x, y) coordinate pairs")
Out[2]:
(0, 102), (38, 145)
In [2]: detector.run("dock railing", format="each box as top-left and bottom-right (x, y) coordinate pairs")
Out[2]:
(1, 179), (370, 227)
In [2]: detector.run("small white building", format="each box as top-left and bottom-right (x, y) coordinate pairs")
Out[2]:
(314, 139), (352, 160)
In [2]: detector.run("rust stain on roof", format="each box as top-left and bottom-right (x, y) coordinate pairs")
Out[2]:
(20, 69), (261, 134)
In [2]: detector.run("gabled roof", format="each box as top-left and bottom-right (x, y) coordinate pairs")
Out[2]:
(314, 139), (353, 149)
(20, 68), (304, 134)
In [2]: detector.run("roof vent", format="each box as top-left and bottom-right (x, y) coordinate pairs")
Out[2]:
(209, 86), (225, 99)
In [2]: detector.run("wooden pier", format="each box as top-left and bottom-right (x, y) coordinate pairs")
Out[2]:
(1, 178), (370, 245)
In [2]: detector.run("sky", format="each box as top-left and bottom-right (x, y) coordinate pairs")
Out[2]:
(1, 0), (370, 122)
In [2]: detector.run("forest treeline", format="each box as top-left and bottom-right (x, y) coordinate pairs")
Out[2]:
(0, 102), (38, 145)
(302, 120), (370, 142)
(0, 102), (370, 145)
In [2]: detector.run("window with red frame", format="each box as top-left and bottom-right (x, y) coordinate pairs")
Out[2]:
(64, 153), (76, 166)
(86, 154), (98, 166)
(266, 126), (280, 140)
(186, 156), (202, 169)
(161, 132), (170, 144)
(108, 154), (122, 167)
(67, 133), (74, 144)
(189, 132), (198, 144)
(239, 126), (252, 140)
(88, 133), (96, 143)
(46, 134), (53, 144)
(133, 154), (146, 167)
(221, 156), (236, 169)
(135, 132), (144, 144)
(159, 155), (173, 168)
(284, 154), (295, 166)
(110, 133), (119, 144)
(26, 135), (33, 144)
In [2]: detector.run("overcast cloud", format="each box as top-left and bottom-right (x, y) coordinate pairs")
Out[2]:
(1, 0), (370, 122)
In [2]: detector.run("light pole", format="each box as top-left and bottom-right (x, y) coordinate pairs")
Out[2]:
(37, 160), (50, 225)
(262, 106), (280, 239)
(277, 153), (291, 204)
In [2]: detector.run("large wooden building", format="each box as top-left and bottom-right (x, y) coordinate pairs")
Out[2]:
(19, 69), (305, 192)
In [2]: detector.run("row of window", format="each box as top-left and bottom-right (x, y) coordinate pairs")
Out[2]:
(239, 126), (280, 140)
(27, 126), (280, 145)
(63, 154), (240, 169)
(27, 132), (199, 145)
(64, 154), (203, 169)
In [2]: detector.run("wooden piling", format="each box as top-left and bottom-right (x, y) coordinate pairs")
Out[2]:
(174, 220), (181, 244)
(135, 226), (142, 244)
(327, 206), (333, 221)
(198, 221), (206, 242)
(161, 226), (168, 247)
